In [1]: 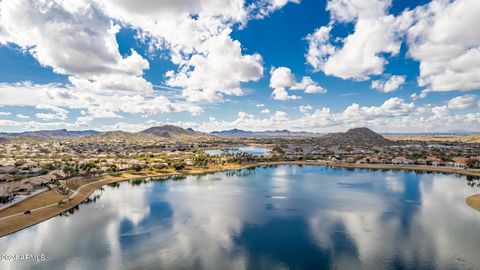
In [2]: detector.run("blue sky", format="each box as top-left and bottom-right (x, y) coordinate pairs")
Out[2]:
(0, 0), (479, 133)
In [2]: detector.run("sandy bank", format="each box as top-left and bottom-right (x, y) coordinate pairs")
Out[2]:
(466, 195), (480, 212)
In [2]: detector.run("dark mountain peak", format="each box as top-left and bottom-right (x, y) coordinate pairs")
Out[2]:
(322, 127), (392, 146)
(140, 125), (207, 138)
(142, 125), (189, 135)
(346, 127), (378, 135)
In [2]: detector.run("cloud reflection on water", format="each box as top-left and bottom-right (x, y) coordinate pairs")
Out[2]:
(1, 166), (480, 270)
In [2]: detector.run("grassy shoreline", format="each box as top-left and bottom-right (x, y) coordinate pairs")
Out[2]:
(1, 161), (480, 237)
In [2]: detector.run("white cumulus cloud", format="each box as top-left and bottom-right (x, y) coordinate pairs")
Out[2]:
(401, 0), (480, 93)
(270, 67), (326, 100)
(307, 0), (480, 94)
(0, 0), (151, 95)
(299, 104), (313, 113)
(260, 108), (270, 114)
(306, 0), (400, 81)
(447, 95), (478, 109)
(166, 29), (264, 103)
(16, 114), (30, 119)
(371, 75), (406, 92)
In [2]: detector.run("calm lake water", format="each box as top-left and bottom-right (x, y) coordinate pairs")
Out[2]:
(204, 146), (270, 156)
(1, 165), (480, 270)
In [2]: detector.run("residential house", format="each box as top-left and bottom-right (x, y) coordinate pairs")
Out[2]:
(0, 185), (13, 203)
(403, 158), (414, 165)
(392, 156), (406, 165)
(184, 159), (194, 166)
(356, 158), (369, 165)
(0, 166), (18, 175)
(416, 159), (427, 165)
(329, 156), (343, 163)
(452, 157), (468, 168)
(444, 161), (455, 167)
(22, 175), (54, 188)
(47, 170), (67, 179)
(0, 174), (14, 182)
(426, 156), (442, 167)
(2, 182), (33, 195)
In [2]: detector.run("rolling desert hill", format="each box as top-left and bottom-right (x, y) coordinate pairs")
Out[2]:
(320, 127), (393, 146)
(141, 125), (193, 138)
(76, 125), (215, 144)
(140, 125), (214, 140)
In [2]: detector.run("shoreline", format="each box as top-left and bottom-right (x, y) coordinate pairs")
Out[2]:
(0, 165), (244, 238)
(466, 194), (480, 212)
(1, 161), (480, 237)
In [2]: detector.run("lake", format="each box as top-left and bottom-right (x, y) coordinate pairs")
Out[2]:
(204, 146), (270, 156)
(1, 165), (480, 270)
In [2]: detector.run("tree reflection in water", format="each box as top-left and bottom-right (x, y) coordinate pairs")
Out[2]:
(4, 166), (479, 269)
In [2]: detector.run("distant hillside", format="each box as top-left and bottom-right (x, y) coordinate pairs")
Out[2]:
(0, 125), (216, 144)
(211, 129), (321, 138)
(211, 129), (253, 137)
(0, 129), (98, 138)
(138, 125), (215, 141)
(321, 127), (393, 146)
(141, 125), (193, 138)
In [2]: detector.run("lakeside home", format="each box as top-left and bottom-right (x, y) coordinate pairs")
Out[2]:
(453, 157), (468, 168)
(0, 166), (18, 175)
(0, 174), (14, 182)
(392, 156), (413, 165)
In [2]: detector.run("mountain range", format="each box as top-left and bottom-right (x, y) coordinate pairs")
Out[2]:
(0, 126), (320, 139)
(77, 125), (212, 143)
(0, 126), (477, 144)
(210, 129), (322, 137)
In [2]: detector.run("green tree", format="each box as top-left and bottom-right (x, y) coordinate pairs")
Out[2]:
(466, 159), (478, 169)
(172, 162), (186, 171)
(80, 161), (98, 177)
(107, 164), (118, 173)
